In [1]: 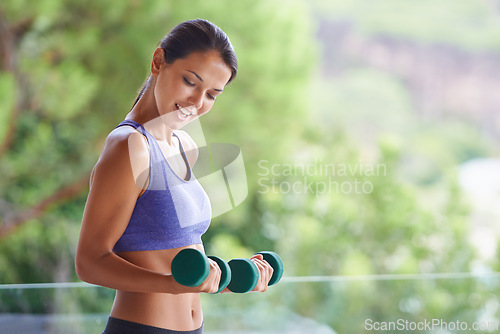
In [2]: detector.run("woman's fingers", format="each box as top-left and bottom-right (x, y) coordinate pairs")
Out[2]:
(205, 257), (222, 293)
(250, 257), (274, 292)
(174, 257), (222, 294)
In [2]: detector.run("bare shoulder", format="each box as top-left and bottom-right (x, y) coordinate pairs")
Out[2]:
(90, 126), (149, 189)
(174, 130), (199, 166)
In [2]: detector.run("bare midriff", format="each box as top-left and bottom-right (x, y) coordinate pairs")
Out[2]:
(111, 244), (205, 331)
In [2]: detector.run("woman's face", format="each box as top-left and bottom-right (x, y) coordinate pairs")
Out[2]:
(152, 49), (232, 129)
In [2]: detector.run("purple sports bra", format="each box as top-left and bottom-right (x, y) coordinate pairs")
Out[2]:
(112, 120), (211, 252)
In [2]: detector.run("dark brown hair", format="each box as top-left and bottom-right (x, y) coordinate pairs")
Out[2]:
(133, 19), (237, 106)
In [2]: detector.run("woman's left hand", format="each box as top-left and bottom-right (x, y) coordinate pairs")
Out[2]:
(249, 253), (274, 292)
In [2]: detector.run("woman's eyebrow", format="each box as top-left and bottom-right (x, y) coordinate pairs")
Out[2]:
(187, 70), (223, 92)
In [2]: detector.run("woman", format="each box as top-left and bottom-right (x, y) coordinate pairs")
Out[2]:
(75, 19), (273, 334)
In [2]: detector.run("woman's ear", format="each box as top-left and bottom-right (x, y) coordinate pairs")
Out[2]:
(151, 47), (165, 75)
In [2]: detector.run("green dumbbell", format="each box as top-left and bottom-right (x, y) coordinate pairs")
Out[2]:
(171, 248), (231, 293)
(227, 251), (284, 293)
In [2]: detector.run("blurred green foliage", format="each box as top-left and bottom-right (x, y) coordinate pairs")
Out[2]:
(1, 0), (499, 333)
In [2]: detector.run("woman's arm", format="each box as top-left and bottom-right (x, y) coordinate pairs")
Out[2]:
(75, 128), (221, 294)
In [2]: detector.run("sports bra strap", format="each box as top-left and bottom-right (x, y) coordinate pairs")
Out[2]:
(172, 133), (192, 181)
(115, 119), (146, 134)
(115, 119), (192, 181)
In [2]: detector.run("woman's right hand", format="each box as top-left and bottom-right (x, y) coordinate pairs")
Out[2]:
(176, 257), (222, 294)
(201, 257), (223, 293)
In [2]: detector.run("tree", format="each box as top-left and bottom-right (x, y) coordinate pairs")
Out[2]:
(0, 0), (317, 315)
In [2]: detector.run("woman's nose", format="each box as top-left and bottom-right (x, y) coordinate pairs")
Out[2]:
(188, 92), (203, 110)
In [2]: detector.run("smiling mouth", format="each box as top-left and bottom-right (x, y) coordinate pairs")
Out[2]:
(175, 104), (196, 118)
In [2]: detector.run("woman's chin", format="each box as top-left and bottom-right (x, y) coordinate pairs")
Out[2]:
(157, 112), (197, 130)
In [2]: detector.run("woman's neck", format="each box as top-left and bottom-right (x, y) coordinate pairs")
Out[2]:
(126, 82), (176, 145)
